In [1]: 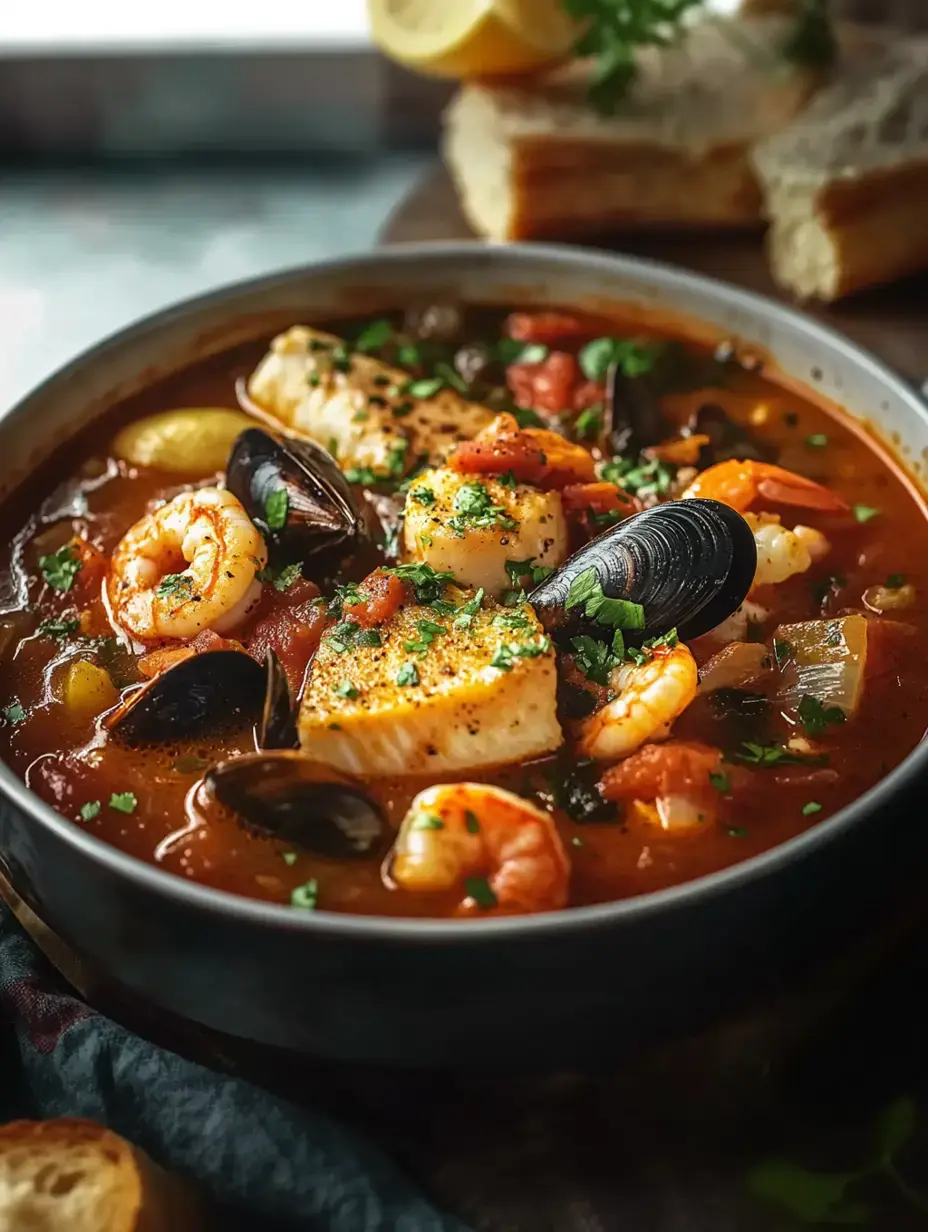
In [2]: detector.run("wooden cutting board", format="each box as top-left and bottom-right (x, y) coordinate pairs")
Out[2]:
(380, 166), (928, 390)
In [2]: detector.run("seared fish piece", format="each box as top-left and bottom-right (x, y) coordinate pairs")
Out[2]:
(299, 588), (562, 776)
(247, 326), (494, 479)
(403, 466), (568, 597)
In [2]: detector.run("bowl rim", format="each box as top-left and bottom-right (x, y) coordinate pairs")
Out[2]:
(2, 237), (926, 942)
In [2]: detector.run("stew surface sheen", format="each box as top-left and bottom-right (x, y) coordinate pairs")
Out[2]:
(1, 304), (926, 920)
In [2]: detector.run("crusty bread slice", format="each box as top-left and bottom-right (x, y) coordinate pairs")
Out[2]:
(753, 38), (928, 300)
(0, 1119), (203, 1232)
(442, 14), (824, 241)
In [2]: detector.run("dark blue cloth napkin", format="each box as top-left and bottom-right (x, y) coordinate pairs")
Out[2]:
(0, 905), (468, 1231)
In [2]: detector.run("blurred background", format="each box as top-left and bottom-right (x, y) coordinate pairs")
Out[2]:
(0, 0), (923, 408)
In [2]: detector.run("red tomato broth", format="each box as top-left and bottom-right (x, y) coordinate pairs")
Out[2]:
(1, 306), (927, 919)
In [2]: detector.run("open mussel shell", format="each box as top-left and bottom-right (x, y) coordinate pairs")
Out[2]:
(106, 649), (267, 745)
(259, 649), (300, 751)
(529, 499), (757, 644)
(683, 402), (774, 467)
(226, 427), (363, 566)
(206, 751), (386, 859)
(604, 360), (671, 457)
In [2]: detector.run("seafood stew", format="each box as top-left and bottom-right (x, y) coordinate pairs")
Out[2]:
(1, 304), (926, 921)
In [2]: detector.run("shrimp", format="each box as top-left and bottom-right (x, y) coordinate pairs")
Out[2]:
(746, 512), (831, 588)
(108, 487), (267, 642)
(579, 643), (698, 762)
(681, 459), (849, 514)
(390, 783), (570, 916)
(600, 741), (724, 833)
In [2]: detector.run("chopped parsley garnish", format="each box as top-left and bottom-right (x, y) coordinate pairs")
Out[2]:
(565, 567), (645, 631)
(335, 680), (360, 699)
(264, 488), (289, 531)
(729, 741), (827, 768)
(354, 318), (393, 352)
(601, 456), (675, 501)
(797, 694), (846, 736)
(412, 812), (444, 831)
(405, 619), (448, 657)
(578, 336), (663, 381)
(574, 405), (604, 441)
(384, 562), (455, 605)
(886, 573), (907, 589)
(854, 503), (880, 524)
(39, 544), (82, 593)
(396, 662), (420, 687)
(498, 470), (518, 488)
(109, 792), (137, 814)
(452, 589), (485, 629)
(464, 810), (481, 835)
(571, 633), (623, 686)
(282, 851), (298, 866)
(645, 629), (678, 651)
(447, 482), (518, 537)
(156, 573), (195, 601)
(491, 637), (551, 671)
(291, 879), (319, 911)
(434, 361), (469, 394)
(257, 561), (304, 593)
(805, 433), (829, 448)
(495, 338), (549, 365)
(2, 701), (25, 725)
(411, 486), (436, 507)
(465, 876), (498, 910)
(324, 581), (362, 618)
(343, 439), (409, 489)
(802, 801), (823, 816)
(505, 558), (552, 587)
(79, 801), (101, 821)
(772, 638), (795, 669)
(397, 342), (421, 368)
(327, 621), (382, 653)
(38, 613), (81, 639)
(393, 400), (415, 418)
(510, 406), (546, 429)
(709, 771), (731, 794)
(492, 611), (532, 631)
(405, 376), (445, 399)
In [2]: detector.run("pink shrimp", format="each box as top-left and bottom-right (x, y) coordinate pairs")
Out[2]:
(681, 460), (849, 514)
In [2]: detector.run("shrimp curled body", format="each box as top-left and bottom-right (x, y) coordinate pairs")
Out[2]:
(682, 459), (849, 514)
(108, 487), (267, 642)
(580, 644), (698, 762)
(746, 512), (830, 589)
(391, 783), (570, 916)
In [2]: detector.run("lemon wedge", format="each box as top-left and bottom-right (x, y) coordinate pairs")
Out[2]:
(368, 0), (580, 79)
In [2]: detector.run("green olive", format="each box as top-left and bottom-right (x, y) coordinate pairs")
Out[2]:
(111, 408), (254, 476)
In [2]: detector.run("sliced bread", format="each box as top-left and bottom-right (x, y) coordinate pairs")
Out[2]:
(442, 14), (825, 241)
(753, 38), (928, 299)
(0, 1119), (203, 1232)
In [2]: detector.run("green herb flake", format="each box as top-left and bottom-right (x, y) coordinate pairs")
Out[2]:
(282, 851), (298, 866)
(854, 504), (880, 524)
(447, 481), (518, 537)
(709, 771), (731, 795)
(79, 800), (101, 821)
(265, 487), (289, 531)
(109, 792), (138, 814)
(404, 618), (448, 657)
(39, 544), (82, 593)
(802, 801), (823, 816)
(574, 405), (604, 441)
(491, 637), (551, 672)
(452, 588), (485, 630)
(805, 432), (829, 448)
(335, 680), (360, 699)
(730, 741), (827, 769)
(156, 573), (196, 601)
(411, 486), (436, 507)
(356, 629), (382, 649)
(465, 876), (498, 910)
(411, 812), (444, 831)
(565, 567), (645, 631)
(392, 400), (415, 419)
(797, 694), (846, 736)
(498, 470), (518, 488)
(405, 376), (445, 399)
(578, 336), (663, 381)
(2, 701), (25, 725)
(291, 878), (319, 911)
(396, 662), (420, 687)
(464, 810), (481, 835)
(38, 613), (81, 640)
(384, 562), (455, 605)
(354, 318), (393, 352)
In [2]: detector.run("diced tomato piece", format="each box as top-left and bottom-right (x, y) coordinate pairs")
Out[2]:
(561, 482), (637, 517)
(247, 604), (327, 693)
(343, 569), (406, 629)
(449, 415), (595, 490)
(573, 380), (606, 411)
(504, 312), (591, 346)
(600, 741), (724, 802)
(275, 575), (321, 609)
(506, 352), (580, 415)
(523, 428), (597, 489)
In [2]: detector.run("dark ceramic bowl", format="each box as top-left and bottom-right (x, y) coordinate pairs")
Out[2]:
(1, 243), (926, 1069)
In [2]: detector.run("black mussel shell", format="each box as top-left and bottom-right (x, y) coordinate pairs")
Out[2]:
(259, 649), (300, 751)
(605, 359), (671, 457)
(207, 751), (385, 859)
(106, 649), (267, 745)
(226, 428), (363, 567)
(683, 403), (774, 467)
(529, 498), (757, 644)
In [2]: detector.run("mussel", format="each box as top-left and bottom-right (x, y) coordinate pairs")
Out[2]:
(105, 649), (269, 745)
(206, 751), (385, 858)
(683, 403), (774, 467)
(603, 358), (672, 457)
(259, 649), (300, 751)
(529, 498), (757, 644)
(226, 428), (363, 569)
